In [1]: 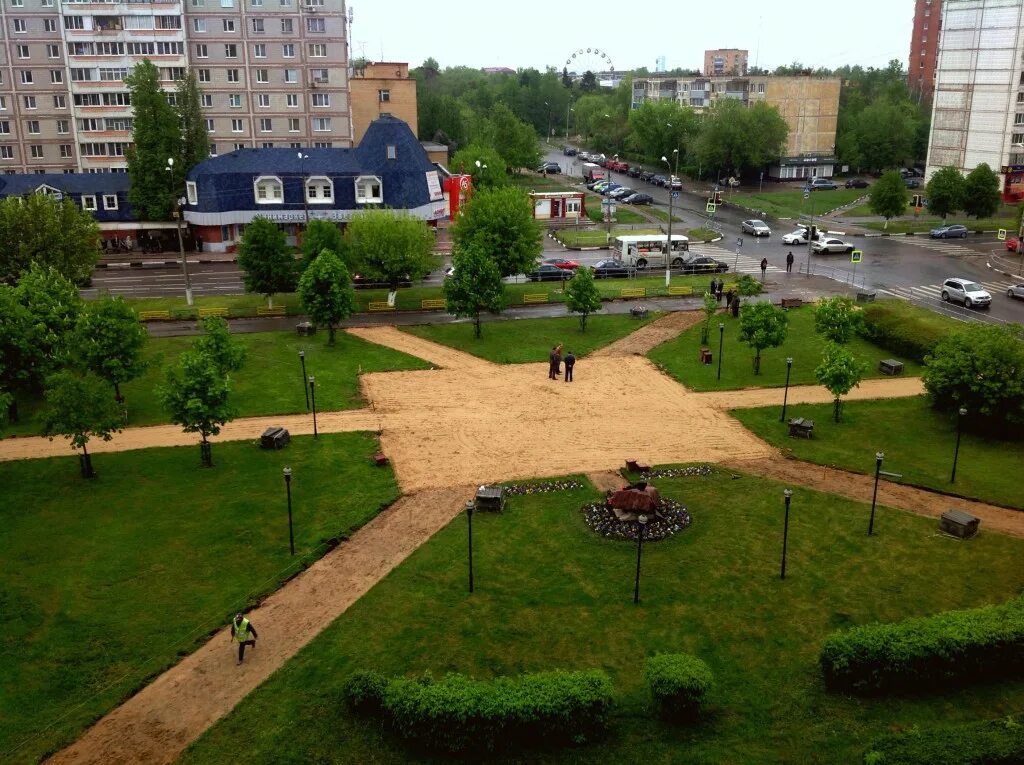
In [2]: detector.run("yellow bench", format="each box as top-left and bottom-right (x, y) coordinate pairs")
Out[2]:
(368, 302), (395, 312)
(257, 305), (286, 317)
(198, 307), (229, 318)
(523, 293), (549, 304)
(620, 287), (646, 298)
(667, 286), (693, 296)
(138, 310), (170, 321)
(421, 298), (446, 310)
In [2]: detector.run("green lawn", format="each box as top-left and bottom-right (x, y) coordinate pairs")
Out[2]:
(554, 227), (661, 247)
(728, 188), (868, 219)
(732, 396), (1024, 510)
(685, 226), (719, 241)
(1, 330), (430, 438)
(584, 194), (648, 224)
(0, 433), (400, 763)
(402, 314), (657, 364)
(648, 305), (922, 391)
(644, 206), (684, 224)
(509, 174), (577, 192)
(180, 469), (1024, 764)
(861, 215), (1014, 233)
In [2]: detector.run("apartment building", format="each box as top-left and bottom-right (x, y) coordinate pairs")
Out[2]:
(909, 0), (943, 101)
(0, 0), (350, 175)
(349, 61), (415, 144)
(703, 48), (747, 77)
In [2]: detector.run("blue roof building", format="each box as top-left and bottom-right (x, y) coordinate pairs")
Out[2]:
(0, 173), (135, 227)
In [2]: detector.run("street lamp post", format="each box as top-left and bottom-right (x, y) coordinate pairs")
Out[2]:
(566, 105), (574, 140)
(717, 322), (725, 381)
(298, 351), (309, 410)
(950, 406), (967, 483)
(780, 357), (794, 422)
(466, 499), (474, 593)
(544, 101), (551, 144)
(283, 466), (294, 555)
(308, 375), (318, 438)
(781, 489), (793, 580)
(297, 152), (309, 226)
(661, 148), (679, 288)
(165, 157), (194, 307)
(633, 514), (649, 604)
(805, 186), (815, 279)
(868, 452), (884, 536)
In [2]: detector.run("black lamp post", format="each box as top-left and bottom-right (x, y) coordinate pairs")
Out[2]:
(299, 351), (309, 410)
(466, 499), (474, 593)
(283, 466), (294, 555)
(780, 357), (794, 423)
(308, 375), (318, 438)
(717, 322), (725, 381)
(868, 452), (883, 536)
(781, 489), (792, 580)
(950, 406), (967, 483)
(633, 514), (649, 604)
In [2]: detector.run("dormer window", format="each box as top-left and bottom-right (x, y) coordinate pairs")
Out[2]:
(186, 180), (198, 205)
(386, 144), (396, 160)
(354, 175), (382, 204)
(254, 175), (283, 203)
(305, 175), (333, 204)
(81, 194), (97, 211)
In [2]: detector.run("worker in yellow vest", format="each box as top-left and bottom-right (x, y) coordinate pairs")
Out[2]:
(230, 612), (258, 665)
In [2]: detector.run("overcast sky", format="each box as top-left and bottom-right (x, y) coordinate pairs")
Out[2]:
(349, 0), (911, 74)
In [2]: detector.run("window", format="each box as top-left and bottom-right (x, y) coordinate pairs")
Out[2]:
(290, 142), (301, 148)
(308, 43), (326, 57)
(71, 68), (94, 82)
(23, 96), (36, 110)
(0, 122), (9, 134)
(282, 43), (295, 58)
(253, 43), (266, 58)
(209, 143), (217, 156)
(79, 118), (101, 131)
(0, 97), (5, 111)
(64, 17), (84, 30)
(306, 18), (324, 32)
(186, 180), (198, 204)
(103, 194), (118, 210)
(220, 0), (233, 6)
(56, 119), (69, 134)
(47, 44), (59, 59)
(311, 93), (330, 107)
(355, 176), (382, 203)
(288, 118), (299, 131)
(312, 117), (330, 132)
(229, 93), (241, 107)
(231, 118), (243, 132)
(386, 144), (396, 160)
(44, 19), (56, 32)
(280, 19), (293, 33)
(51, 70), (63, 84)
(126, 42), (152, 55)
(60, 144), (72, 158)
(0, 146), (12, 159)
(259, 118), (272, 132)
(227, 69), (239, 83)
(82, 195), (97, 211)
(251, 18), (264, 33)
(205, 118), (215, 131)
(192, 0), (203, 5)
(20, 71), (33, 85)
(280, 0), (292, 6)
(257, 93), (270, 107)
(254, 175), (283, 202)
(311, 68), (328, 83)
(13, 19), (26, 33)
(26, 120), (40, 134)
(222, 18), (235, 32)
(262, 142), (274, 148)
(251, 0), (262, 5)
(306, 0), (323, 6)
(225, 44), (238, 58)
(199, 69), (211, 83)
(233, 142), (245, 151)
(305, 176), (332, 203)
(256, 69), (268, 83)
(379, 89), (390, 103)
(192, 18), (206, 32)
(54, 95), (66, 109)
(195, 44), (208, 58)
(284, 69), (297, 83)
(30, 145), (44, 159)
(100, 67), (129, 82)
(17, 45), (29, 59)
(155, 16), (181, 29)
(286, 94), (298, 107)
(10, 0), (22, 7)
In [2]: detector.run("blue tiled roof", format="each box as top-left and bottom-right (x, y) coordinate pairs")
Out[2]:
(0, 173), (133, 223)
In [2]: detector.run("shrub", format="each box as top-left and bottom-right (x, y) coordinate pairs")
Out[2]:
(736, 274), (762, 296)
(341, 670), (388, 715)
(820, 595), (1024, 694)
(858, 301), (952, 362)
(644, 653), (713, 720)
(864, 716), (1024, 764)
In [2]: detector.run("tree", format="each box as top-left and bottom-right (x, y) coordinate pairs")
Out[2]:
(300, 219), (346, 270)
(15, 263), (82, 389)
(565, 266), (603, 332)
(580, 71), (598, 92)
(813, 296), (862, 344)
(738, 302), (789, 375)
(442, 244), (505, 338)
(0, 285), (34, 424)
(845, 101), (916, 173)
(159, 349), (234, 467)
(694, 100), (788, 177)
(868, 170), (908, 227)
(194, 316), (246, 376)
(626, 101), (699, 164)
(175, 68), (209, 175)
(237, 216), (295, 307)
(699, 292), (718, 345)
(450, 186), (543, 278)
(297, 249), (354, 344)
(74, 296), (148, 404)
(814, 343), (866, 422)
(925, 166), (965, 220)
(962, 163), (1002, 219)
(484, 102), (541, 170)
(41, 370), (123, 478)
(126, 60), (181, 221)
(0, 192), (101, 286)
(450, 144), (507, 190)
(922, 324), (1024, 436)
(346, 209), (436, 293)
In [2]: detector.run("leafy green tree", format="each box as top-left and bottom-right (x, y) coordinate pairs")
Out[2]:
(580, 71), (598, 92)
(15, 263), (82, 388)
(194, 316), (246, 376)
(0, 193), (101, 286)
(844, 101), (916, 173)
(237, 216), (295, 307)
(450, 144), (507, 189)
(922, 324), (1024, 436)
(626, 101), (699, 164)
(565, 266), (602, 332)
(699, 292), (718, 345)
(300, 220), (346, 270)
(442, 243), (505, 338)
(0, 285), (34, 423)
(450, 186), (543, 278)
(925, 166), (965, 219)
(868, 170), (908, 227)
(298, 249), (354, 344)
(813, 296), (862, 344)
(962, 163), (1002, 219)
(41, 370), (123, 478)
(346, 209), (436, 293)
(814, 343), (866, 422)
(74, 296), (148, 403)
(485, 102), (541, 170)
(175, 68), (209, 174)
(159, 349), (235, 467)
(126, 60), (180, 221)
(694, 100), (788, 177)
(738, 302), (789, 375)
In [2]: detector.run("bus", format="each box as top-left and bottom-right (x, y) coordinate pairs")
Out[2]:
(611, 234), (690, 269)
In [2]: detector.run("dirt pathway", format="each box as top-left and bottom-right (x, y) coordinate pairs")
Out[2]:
(346, 326), (492, 371)
(47, 486), (476, 765)
(590, 311), (704, 357)
(697, 377), (926, 410)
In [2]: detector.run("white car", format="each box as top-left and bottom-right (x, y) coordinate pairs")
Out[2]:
(811, 237), (854, 254)
(781, 229), (810, 245)
(742, 219), (771, 237)
(1007, 283), (1024, 300)
(941, 278), (991, 309)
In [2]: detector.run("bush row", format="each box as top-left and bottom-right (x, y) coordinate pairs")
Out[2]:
(864, 716), (1024, 764)
(644, 653), (714, 720)
(857, 301), (952, 362)
(820, 595), (1024, 693)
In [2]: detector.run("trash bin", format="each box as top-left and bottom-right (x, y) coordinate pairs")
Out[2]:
(260, 427), (290, 449)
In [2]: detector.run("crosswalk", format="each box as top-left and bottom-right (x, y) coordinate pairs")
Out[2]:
(882, 278), (1016, 302)
(688, 243), (785, 274)
(895, 237), (979, 257)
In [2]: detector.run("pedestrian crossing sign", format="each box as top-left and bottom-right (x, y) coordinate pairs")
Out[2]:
(998, 228), (1007, 241)
(706, 201), (716, 213)
(850, 249), (862, 264)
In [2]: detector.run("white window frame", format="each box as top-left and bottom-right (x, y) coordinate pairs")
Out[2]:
(231, 118), (243, 133)
(82, 194), (97, 211)
(186, 181), (198, 205)
(354, 175), (382, 204)
(259, 117), (272, 132)
(288, 118), (299, 132)
(102, 194), (118, 210)
(304, 175), (333, 204)
(257, 93), (270, 107)
(312, 117), (330, 132)
(286, 94), (298, 108)
(253, 175), (283, 203)
(253, 43), (266, 58)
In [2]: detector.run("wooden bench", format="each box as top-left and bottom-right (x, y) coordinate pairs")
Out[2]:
(856, 291), (877, 304)
(198, 307), (229, 318)
(621, 287), (646, 298)
(421, 298), (446, 310)
(780, 298), (803, 309)
(257, 305), (286, 317)
(368, 302), (395, 312)
(667, 285), (693, 296)
(523, 293), (549, 304)
(138, 310), (170, 321)
(879, 359), (904, 376)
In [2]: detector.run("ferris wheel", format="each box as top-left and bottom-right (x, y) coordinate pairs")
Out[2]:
(564, 47), (614, 77)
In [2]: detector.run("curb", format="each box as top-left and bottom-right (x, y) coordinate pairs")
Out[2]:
(860, 230), (1001, 238)
(97, 257), (237, 269)
(987, 261), (1022, 281)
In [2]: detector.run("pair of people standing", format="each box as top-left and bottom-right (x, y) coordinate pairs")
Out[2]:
(548, 344), (576, 382)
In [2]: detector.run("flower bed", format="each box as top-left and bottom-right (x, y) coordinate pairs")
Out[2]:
(582, 498), (691, 541)
(503, 480), (587, 495)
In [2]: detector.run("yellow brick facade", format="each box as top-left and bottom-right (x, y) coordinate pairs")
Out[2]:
(764, 78), (841, 157)
(350, 62), (419, 144)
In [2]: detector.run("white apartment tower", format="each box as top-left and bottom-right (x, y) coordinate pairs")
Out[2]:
(0, 0), (350, 174)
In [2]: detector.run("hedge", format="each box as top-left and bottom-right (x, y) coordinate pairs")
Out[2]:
(820, 595), (1024, 693)
(343, 669), (614, 754)
(857, 301), (955, 362)
(644, 653), (714, 720)
(864, 717), (1024, 764)
(341, 670), (387, 715)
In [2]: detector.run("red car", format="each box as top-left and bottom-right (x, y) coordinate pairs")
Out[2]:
(607, 159), (629, 173)
(543, 257), (580, 270)
(1007, 237), (1020, 251)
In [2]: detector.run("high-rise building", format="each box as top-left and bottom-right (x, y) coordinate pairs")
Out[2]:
(703, 49), (747, 77)
(0, 0), (350, 175)
(909, 0), (943, 101)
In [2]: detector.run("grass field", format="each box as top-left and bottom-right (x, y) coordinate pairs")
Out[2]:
(0, 433), (399, 763)
(179, 469), (1024, 764)
(728, 188), (868, 219)
(733, 396), (1024, 510)
(860, 216), (1014, 233)
(554, 227), (661, 247)
(647, 305), (922, 391)
(1, 329), (430, 437)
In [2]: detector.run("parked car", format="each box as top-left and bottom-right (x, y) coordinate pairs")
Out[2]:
(668, 176), (683, 190)
(808, 178), (838, 190)
(1007, 282), (1024, 300)
(578, 152), (592, 162)
(639, 170), (656, 182)
(608, 187), (635, 199)
(542, 257), (581, 271)
(589, 180), (611, 192)
(651, 175), (668, 186)
(781, 229), (810, 245)
(930, 224), (968, 239)
(904, 178), (921, 189)
(591, 260), (630, 279)
(607, 159), (629, 172)
(810, 237), (854, 254)
(844, 178), (869, 188)
(940, 277), (991, 309)
(627, 165), (643, 177)
(562, 146), (577, 156)
(1007, 236), (1020, 251)
(527, 264), (575, 282)
(678, 255), (729, 274)
(600, 182), (623, 195)
(537, 161), (561, 174)
(623, 192), (653, 205)
(741, 219), (771, 237)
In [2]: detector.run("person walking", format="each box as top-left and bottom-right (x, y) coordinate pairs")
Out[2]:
(716, 282), (724, 303)
(548, 345), (558, 380)
(786, 251), (794, 273)
(564, 350), (576, 382)
(231, 612), (258, 665)
(760, 257), (768, 280)
(709, 277), (718, 296)
(554, 343), (563, 376)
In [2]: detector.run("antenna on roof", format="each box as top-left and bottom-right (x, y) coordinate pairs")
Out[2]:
(754, 16), (762, 71)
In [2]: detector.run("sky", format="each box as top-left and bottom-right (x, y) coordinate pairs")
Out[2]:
(349, 0), (911, 74)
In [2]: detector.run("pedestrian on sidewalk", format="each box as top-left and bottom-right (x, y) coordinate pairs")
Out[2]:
(709, 276), (718, 295)
(716, 282), (724, 303)
(564, 350), (576, 382)
(786, 251), (794, 273)
(760, 257), (768, 280)
(548, 345), (558, 380)
(231, 613), (258, 665)
(554, 344), (563, 376)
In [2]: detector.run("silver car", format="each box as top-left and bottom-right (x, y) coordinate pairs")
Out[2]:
(941, 278), (991, 309)
(810, 237), (854, 254)
(1007, 283), (1024, 300)
(742, 219), (771, 237)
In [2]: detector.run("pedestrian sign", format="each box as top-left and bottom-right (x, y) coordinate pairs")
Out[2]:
(736, 237), (743, 247)
(706, 201), (716, 213)
(803, 192), (809, 200)
(850, 249), (862, 264)
(998, 228), (1007, 241)
(672, 191), (680, 199)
